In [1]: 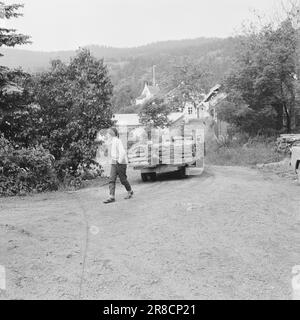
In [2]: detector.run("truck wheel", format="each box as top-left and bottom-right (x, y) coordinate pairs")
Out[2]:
(177, 167), (187, 179)
(141, 173), (148, 182)
(149, 173), (157, 182)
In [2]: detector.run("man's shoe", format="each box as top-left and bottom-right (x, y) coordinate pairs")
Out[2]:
(103, 198), (116, 204)
(124, 191), (134, 200)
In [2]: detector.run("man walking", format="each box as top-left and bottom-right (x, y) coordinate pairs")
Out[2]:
(103, 127), (133, 204)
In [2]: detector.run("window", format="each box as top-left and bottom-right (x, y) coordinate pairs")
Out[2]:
(188, 107), (193, 115)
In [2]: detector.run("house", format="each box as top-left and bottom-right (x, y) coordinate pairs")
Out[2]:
(112, 114), (141, 130)
(168, 84), (227, 124)
(183, 100), (208, 121)
(164, 85), (208, 121)
(114, 65), (227, 136)
(136, 65), (160, 105)
(136, 82), (160, 106)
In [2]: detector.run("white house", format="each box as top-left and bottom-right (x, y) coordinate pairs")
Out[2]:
(180, 85), (227, 123)
(183, 99), (208, 121)
(136, 65), (161, 105)
(135, 82), (160, 106)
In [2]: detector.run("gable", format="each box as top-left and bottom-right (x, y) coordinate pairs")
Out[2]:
(136, 84), (152, 101)
(142, 85), (150, 97)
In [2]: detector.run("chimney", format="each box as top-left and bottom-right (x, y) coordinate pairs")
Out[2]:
(152, 65), (156, 87)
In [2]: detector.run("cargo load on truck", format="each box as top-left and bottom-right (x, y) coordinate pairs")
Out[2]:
(121, 127), (205, 181)
(127, 136), (196, 167)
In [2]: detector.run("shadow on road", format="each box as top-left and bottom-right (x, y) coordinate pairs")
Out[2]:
(140, 168), (214, 183)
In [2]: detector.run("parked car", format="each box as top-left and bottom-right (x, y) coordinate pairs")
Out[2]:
(291, 145), (300, 183)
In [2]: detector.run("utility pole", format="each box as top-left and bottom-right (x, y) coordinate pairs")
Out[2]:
(152, 65), (156, 87)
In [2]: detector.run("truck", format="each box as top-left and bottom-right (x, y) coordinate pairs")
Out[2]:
(125, 127), (205, 182)
(135, 160), (198, 182)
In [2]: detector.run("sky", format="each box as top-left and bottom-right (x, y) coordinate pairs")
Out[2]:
(2, 0), (283, 51)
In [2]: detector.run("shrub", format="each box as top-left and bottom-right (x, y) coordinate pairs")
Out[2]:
(55, 157), (103, 190)
(206, 135), (284, 167)
(0, 136), (59, 196)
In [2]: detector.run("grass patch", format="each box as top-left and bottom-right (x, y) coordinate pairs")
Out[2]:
(206, 141), (285, 167)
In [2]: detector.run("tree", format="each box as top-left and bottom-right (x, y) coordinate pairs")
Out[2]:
(29, 49), (114, 176)
(0, 1), (31, 95)
(219, 19), (298, 135)
(112, 82), (136, 112)
(166, 58), (213, 112)
(286, 0), (300, 129)
(0, 1), (32, 145)
(0, 1), (30, 55)
(0, 68), (38, 146)
(139, 97), (171, 129)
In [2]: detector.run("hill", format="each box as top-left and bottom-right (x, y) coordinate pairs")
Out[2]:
(0, 37), (237, 111)
(0, 37), (235, 70)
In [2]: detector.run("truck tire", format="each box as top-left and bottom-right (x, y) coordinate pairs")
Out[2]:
(177, 167), (187, 179)
(141, 173), (148, 182)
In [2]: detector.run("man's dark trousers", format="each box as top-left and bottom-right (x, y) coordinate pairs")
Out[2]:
(109, 163), (132, 197)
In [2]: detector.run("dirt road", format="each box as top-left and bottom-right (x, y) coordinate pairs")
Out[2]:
(0, 166), (299, 300)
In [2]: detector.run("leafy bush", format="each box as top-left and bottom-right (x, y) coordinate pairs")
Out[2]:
(21, 49), (113, 187)
(55, 156), (103, 190)
(0, 136), (59, 196)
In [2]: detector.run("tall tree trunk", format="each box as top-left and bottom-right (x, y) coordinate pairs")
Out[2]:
(283, 103), (291, 133)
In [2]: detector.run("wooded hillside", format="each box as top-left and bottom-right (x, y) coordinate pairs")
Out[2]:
(0, 37), (236, 111)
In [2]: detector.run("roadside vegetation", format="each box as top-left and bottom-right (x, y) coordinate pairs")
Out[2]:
(206, 135), (285, 167)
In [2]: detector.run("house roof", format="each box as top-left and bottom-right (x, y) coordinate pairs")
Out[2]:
(168, 112), (184, 123)
(203, 84), (221, 103)
(113, 114), (140, 126)
(209, 92), (227, 108)
(113, 112), (184, 127)
(136, 93), (147, 100)
(147, 85), (160, 96)
(136, 84), (160, 101)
